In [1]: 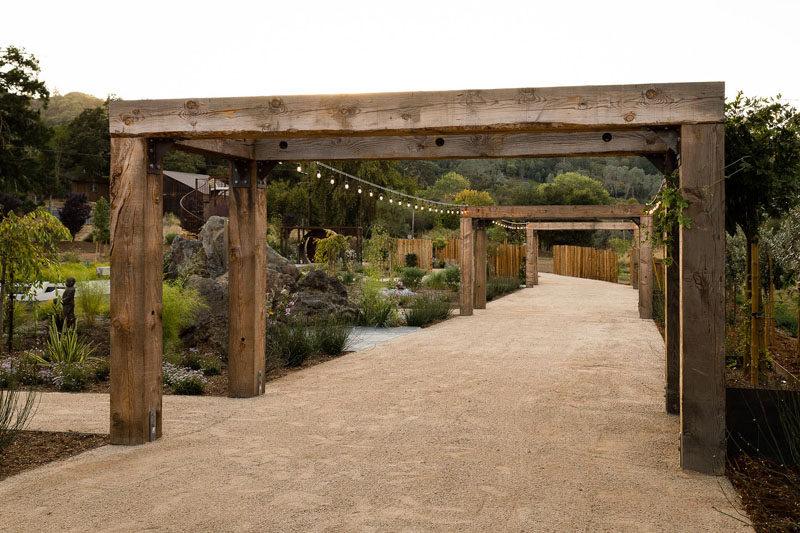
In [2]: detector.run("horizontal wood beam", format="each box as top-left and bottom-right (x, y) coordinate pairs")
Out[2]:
(172, 139), (254, 160)
(252, 130), (677, 160)
(466, 204), (644, 220)
(526, 221), (637, 230)
(109, 82), (724, 139)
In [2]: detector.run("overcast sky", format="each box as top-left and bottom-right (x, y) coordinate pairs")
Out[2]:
(3, 0), (799, 104)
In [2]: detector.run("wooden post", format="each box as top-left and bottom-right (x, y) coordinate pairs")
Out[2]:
(638, 216), (653, 319)
(526, 224), (535, 287)
(459, 217), (474, 316)
(679, 123), (726, 474)
(749, 240), (760, 387)
(474, 223), (487, 309)
(631, 228), (639, 289)
(767, 253), (774, 347)
(664, 232), (680, 415)
(228, 160), (267, 397)
(109, 138), (164, 445)
(532, 231), (539, 285)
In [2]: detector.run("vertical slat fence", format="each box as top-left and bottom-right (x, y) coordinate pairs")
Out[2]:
(552, 245), (618, 283)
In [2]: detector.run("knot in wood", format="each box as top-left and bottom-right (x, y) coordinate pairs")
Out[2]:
(123, 116), (133, 126)
(624, 112), (636, 122)
(132, 108), (140, 115)
(112, 166), (122, 178)
(516, 88), (537, 103)
(268, 98), (286, 114)
(185, 100), (198, 111)
(645, 89), (657, 99)
(339, 105), (360, 117)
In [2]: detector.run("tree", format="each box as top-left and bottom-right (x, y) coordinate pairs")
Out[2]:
(0, 46), (52, 195)
(454, 189), (494, 206)
(91, 196), (110, 244)
(59, 193), (92, 238)
(0, 208), (71, 351)
(725, 94), (800, 384)
(62, 106), (110, 181)
(425, 172), (470, 202)
(536, 172), (612, 205)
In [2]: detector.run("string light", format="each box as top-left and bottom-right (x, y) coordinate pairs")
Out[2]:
(369, 190), (374, 197)
(297, 164), (302, 172)
(344, 181), (349, 190)
(357, 186), (362, 194)
(330, 177), (335, 185)
(379, 194), (383, 200)
(316, 171), (321, 179)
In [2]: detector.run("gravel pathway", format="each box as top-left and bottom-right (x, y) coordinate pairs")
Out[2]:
(0, 273), (750, 531)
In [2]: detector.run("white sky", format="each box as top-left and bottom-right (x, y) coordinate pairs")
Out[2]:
(2, 0), (799, 103)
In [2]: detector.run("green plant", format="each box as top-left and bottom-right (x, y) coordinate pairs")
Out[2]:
(486, 277), (522, 301)
(774, 293), (798, 336)
(314, 231), (350, 275)
(91, 358), (110, 381)
(339, 271), (356, 285)
(91, 196), (110, 244)
(32, 320), (97, 366)
(162, 362), (206, 395)
(311, 319), (354, 355)
(423, 271), (448, 290)
(181, 350), (222, 376)
(164, 232), (179, 245)
(647, 171), (690, 266)
(201, 355), (222, 376)
(161, 282), (207, 346)
(357, 281), (397, 327)
(51, 362), (90, 392)
(444, 265), (461, 290)
(77, 282), (107, 326)
(405, 293), (452, 327)
(0, 383), (38, 454)
(405, 253), (418, 268)
(400, 267), (425, 289)
(266, 321), (316, 367)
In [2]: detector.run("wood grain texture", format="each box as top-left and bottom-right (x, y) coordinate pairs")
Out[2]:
(526, 221), (637, 231)
(253, 130), (677, 160)
(631, 228), (640, 289)
(526, 225), (536, 288)
(665, 233), (680, 414)
(474, 226), (487, 309)
(228, 161), (267, 397)
(679, 123), (726, 474)
(532, 231), (539, 285)
(109, 138), (163, 444)
(459, 217), (474, 316)
(173, 139), (254, 159)
(466, 204), (644, 220)
(109, 83), (724, 139)
(638, 216), (654, 319)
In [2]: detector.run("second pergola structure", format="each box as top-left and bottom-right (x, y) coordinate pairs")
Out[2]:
(108, 81), (724, 474)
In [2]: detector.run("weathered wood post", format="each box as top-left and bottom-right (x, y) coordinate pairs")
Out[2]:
(664, 230), (680, 414)
(474, 222), (487, 309)
(532, 231), (539, 285)
(459, 216), (474, 316)
(109, 138), (165, 444)
(638, 216), (653, 319)
(228, 160), (268, 397)
(631, 228), (639, 289)
(679, 123), (725, 474)
(525, 223), (535, 288)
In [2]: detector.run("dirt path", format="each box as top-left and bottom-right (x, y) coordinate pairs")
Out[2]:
(0, 273), (749, 531)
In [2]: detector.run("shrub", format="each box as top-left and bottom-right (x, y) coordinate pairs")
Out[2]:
(0, 383), (38, 454)
(774, 293), (798, 337)
(77, 282), (107, 326)
(59, 193), (92, 238)
(311, 319), (354, 355)
(90, 197), (110, 244)
(444, 265), (460, 290)
(266, 321), (316, 367)
(358, 282), (397, 327)
(201, 356), (222, 376)
(50, 362), (90, 392)
(32, 320), (97, 366)
(161, 282), (207, 346)
(400, 267), (425, 289)
(91, 358), (110, 381)
(405, 253), (418, 268)
(314, 231), (350, 274)
(339, 271), (356, 285)
(405, 293), (452, 327)
(164, 232), (179, 245)
(422, 271), (448, 290)
(486, 277), (523, 301)
(162, 362), (206, 395)
(181, 350), (221, 376)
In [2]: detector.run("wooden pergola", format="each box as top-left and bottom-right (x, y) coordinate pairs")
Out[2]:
(108, 82), (724, 474)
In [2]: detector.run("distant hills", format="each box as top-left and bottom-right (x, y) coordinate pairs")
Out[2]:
(34, 91), (104, 126)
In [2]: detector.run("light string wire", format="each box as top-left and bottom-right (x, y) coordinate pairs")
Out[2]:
(291, 161), (467, 214)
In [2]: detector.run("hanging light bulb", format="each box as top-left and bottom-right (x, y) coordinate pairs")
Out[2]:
(389, 197), (393, 203)
(344, 181), (349, 190)
(414, 205), (418, 210)
(379, 194), (383, 200)
(357, 186), (362, 194)
(297, 164), (302, 172)
(369, 190), (374, 197)
(316, 171), (321, 179)
(406, 202), (411, 207)
(330, 177), (335, 185)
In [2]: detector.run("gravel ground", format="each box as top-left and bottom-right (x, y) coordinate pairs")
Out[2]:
(0, 273), (750, 532)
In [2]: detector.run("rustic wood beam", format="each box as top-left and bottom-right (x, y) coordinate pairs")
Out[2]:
(109, 82), (724, 139)
(665, 234), (680, 414)
(526, 221), (637, 231)
(228, 160), (268, 397)
(474, 224), (487, 309)
(252, 129), (678, 160)
(109, 138), (163, 444)
(631, 227), (640, 289)
(459, 217), (474, 316)
(526, 225), (536, 288)
(466, 204), (643, 220)
(533, 231), (539, 285)
(638, 216), (654, 319)
(173, 139), (254, 160)
(679, 123), (726, 474)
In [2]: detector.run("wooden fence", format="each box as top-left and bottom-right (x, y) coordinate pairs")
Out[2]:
(439, 238), (460, 263)
(552, 245), (618, 283)
(394, 238), (433, 270)
(490, 243), (525, 278)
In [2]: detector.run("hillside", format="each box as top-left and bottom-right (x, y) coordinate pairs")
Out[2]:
(35, 91), (104, 125)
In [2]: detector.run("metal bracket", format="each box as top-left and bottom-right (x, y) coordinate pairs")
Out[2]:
(149, 409), (157, 442)
(258, 370), (263, 394)
(147, 139), (174, 174)
(231, 159), (251, 188)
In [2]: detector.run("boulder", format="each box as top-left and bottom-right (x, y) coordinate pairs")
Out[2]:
(292, 270), (358, 322)
(267, 244), (300, 279)
(164, 236), (205, 280)
(198, 216), (228, 277)
(181, 274), (229, 358)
